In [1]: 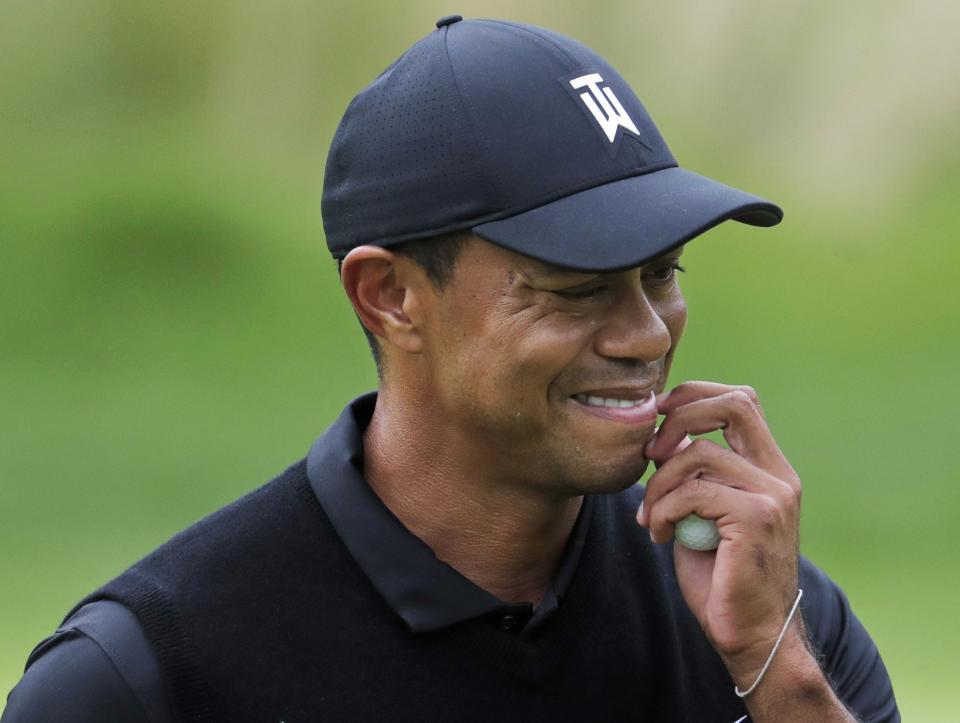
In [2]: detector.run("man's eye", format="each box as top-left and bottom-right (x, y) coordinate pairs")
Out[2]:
(643, 261), (686, 283)
(554, 284), (607, 300)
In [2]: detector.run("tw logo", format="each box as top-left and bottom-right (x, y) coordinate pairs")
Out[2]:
(569, 73), (640, 143)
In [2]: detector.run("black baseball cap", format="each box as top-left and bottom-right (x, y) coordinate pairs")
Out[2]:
(322, 15), (782, 272)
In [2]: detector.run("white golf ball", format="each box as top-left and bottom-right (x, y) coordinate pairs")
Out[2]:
(674, 514), (720, 551)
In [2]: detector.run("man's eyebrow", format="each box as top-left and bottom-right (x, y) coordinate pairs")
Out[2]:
(542, 263), (584, 276)
(525, 259), (595, 278)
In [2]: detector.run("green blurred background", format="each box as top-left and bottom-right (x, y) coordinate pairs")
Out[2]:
(2, 0), (957, 718)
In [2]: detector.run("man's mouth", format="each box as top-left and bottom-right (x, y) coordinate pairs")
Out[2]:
(568, 389), (658, 424)
(572, 393), (651, 409)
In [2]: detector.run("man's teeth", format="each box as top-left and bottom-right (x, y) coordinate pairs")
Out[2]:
(574, 393), (648, 408)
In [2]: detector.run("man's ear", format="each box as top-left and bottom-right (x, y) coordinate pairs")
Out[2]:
(340, 246), (426, 354)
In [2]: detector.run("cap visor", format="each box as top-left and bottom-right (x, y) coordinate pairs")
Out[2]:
(472, 167), (782, 272)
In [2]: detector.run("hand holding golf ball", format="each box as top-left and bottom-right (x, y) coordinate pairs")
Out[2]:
(639, 383), (801, 557)
(643, 431), (721, 550)
(638, 381), (805, 683)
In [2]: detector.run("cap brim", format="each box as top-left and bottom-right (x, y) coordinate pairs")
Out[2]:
(472, 167), (782, 272)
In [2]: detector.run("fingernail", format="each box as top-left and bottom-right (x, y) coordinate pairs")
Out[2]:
(636, 500), (645, 525)
(645, 431), (657, 454)
(656, 390), (672, 408)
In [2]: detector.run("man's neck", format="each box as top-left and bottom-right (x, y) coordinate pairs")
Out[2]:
(362, 390), (582, 607)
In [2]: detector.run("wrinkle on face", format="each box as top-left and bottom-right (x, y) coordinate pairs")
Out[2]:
(451, 261), (592, 343)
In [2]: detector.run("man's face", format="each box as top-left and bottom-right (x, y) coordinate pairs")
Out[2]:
(416, 238), (687, 497)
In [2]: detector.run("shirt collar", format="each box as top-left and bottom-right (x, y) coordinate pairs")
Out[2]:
(306, 392), (592, 633)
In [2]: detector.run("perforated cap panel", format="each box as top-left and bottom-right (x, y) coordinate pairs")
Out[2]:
(322, 28), (498, 256)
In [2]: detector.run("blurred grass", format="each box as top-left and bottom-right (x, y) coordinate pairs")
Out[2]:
(2, 1), (957, 719)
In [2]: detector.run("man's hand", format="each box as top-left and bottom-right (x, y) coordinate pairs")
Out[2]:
(637, 382), (854, 719)
(639, 381), (801, 676)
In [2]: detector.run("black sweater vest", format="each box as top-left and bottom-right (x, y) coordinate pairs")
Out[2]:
(73, 460), (757, 722)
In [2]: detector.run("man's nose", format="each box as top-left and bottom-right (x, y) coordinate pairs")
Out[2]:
(593, 286), (673, 362)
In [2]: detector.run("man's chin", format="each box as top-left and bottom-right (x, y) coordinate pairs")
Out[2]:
(571, 456), (651, 495)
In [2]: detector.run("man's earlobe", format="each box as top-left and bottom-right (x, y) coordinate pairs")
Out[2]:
(340, 246), (424, 353)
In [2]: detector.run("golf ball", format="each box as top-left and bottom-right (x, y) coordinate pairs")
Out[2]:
(674, 514), (720, 551)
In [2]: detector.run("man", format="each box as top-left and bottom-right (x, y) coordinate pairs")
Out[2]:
(4, 16), (898, 722)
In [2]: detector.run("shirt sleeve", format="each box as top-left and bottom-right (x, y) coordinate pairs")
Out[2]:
(2, 600), (175, 723)
(799, 558), (900, 723)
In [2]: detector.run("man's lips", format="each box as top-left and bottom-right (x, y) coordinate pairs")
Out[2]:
(569, 389), (658, 424)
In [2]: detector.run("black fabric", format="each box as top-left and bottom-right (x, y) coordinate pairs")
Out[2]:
(64, 601), (174, 721)
(71, 463), (758, 722)
(56, 490), (897, 720)
(1, 633), (143, 723)
(4, 396), (899, 722)
(2, 601), (169, 723)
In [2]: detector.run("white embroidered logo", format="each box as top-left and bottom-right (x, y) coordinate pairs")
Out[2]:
(569, 73), (639, 143)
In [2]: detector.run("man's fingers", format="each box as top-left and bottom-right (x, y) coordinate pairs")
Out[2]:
(657, 381), (763, 416)
(651, 433), (692, 469)
(640, 437), (797, 526)
(646, 478), (735, 544)
(648, 389), (796, 485)
(646, 478), (795, 544)
(649, 389), (772, 462)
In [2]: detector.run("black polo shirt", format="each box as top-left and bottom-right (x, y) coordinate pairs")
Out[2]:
(3, 393), (592, 721)
(4, 393), (899, 721)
